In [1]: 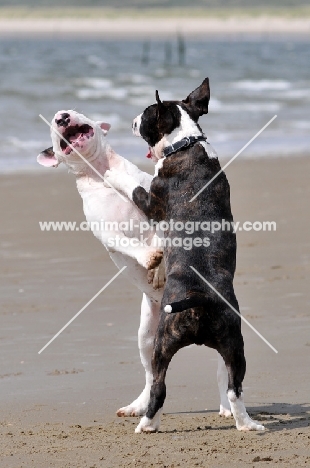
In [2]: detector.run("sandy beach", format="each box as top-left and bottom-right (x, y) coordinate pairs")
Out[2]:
(0, 15), (310, 38)
(0, 155), (309, 467)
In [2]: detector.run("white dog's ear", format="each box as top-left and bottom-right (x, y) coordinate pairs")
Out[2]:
(98, 122), (111, 136)
(37, 147), (59, 168)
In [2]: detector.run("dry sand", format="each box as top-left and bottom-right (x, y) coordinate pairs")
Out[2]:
(0, 156), (310, 467)
(0, 16), (310, 38)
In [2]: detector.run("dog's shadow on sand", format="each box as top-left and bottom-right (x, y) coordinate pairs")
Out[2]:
(164, 402), (310, 434)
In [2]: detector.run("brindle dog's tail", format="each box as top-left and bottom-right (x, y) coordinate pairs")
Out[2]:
(164, 295), (210, 314)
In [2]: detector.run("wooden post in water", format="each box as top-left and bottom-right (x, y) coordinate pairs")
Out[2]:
(177, 33), (186, 66)
(142, 41), (150, 65)
(164, 41), (172, 65)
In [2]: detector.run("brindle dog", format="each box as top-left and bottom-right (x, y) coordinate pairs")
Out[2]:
(105, 78), (264, 433)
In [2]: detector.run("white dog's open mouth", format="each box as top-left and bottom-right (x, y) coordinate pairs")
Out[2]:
(60, 124), (94, 155)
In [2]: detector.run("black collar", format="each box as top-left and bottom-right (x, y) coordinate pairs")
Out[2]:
(163, 135), (207, 158)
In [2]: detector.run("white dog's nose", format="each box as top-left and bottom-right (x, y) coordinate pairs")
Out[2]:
(55, 112), (70, 128)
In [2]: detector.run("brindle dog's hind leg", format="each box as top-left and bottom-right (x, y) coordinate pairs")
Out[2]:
(217, 352), (232, 417)
(135, 317), (184, 433)
(219, 323), (265, 431)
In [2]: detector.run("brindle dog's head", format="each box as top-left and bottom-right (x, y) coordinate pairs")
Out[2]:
(132, 78), (210, 149)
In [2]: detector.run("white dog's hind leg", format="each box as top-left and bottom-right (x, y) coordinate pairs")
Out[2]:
(217, 352), (232, 417)
(117, 294), (160, 417)
(228, 390), (265, 431)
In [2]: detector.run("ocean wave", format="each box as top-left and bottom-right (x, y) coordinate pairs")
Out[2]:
(128, 96), (154, 107)
(87, 55), (107, 68)
(117, 73), (149, 84)
(231, 80), (291, 91)
(76, 87), (128, 100)
(278, 89), (310, 100)
(290, 120), (310, 130)
(88, 113), (128, 131)
(127, 85), (156, 97)
(75, 77), (112, 90)
(4, 137), (49, 151)
(209, 99), (281, 113)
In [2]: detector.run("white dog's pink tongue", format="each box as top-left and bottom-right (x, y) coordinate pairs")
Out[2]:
(64, 146), (72, 155)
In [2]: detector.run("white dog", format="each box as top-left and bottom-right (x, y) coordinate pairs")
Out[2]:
(38, 110), (232, 419)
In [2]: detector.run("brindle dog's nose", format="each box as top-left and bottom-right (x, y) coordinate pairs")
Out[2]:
(55, 112), (70, 127)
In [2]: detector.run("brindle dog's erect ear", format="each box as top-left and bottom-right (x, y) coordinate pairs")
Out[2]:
(155, 90), (176, 135)
(37, 147), (59, 168)
(182, 77), (210, 121)
(155, 90), (165, 115)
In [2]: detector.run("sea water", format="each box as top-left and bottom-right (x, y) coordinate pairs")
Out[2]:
(0, 37), (309, 172)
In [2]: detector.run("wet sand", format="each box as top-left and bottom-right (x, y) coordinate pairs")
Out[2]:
(0, 156), (309, 467)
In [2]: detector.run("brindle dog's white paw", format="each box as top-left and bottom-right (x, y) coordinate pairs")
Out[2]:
(135, 416), (159, 434)
(236, 417), (265, 431)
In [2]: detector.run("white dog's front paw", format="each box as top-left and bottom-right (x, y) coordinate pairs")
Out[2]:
(135, 415), (160, 434)
(105, 169), (138, 199)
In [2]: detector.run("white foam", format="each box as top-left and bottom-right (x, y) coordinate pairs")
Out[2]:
(5, 137), (49, 151)
(118, 73), (149, 84)
(291, 120), (310, 130)
(76, 87), (128, 100)
(280, 89), (310, 100)
(128, 85), (155, 97)
(231, 80), (291, 91)
(78, 77), (112, 89)
(88, 113), (123, 130)
(210, 101), (281, 113)
(87, 55), (106, 68)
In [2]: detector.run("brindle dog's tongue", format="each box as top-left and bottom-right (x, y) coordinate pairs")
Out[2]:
(146, 147), (152, 158)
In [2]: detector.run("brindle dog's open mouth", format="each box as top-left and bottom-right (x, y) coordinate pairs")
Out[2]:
(60, 124), (94, 155)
